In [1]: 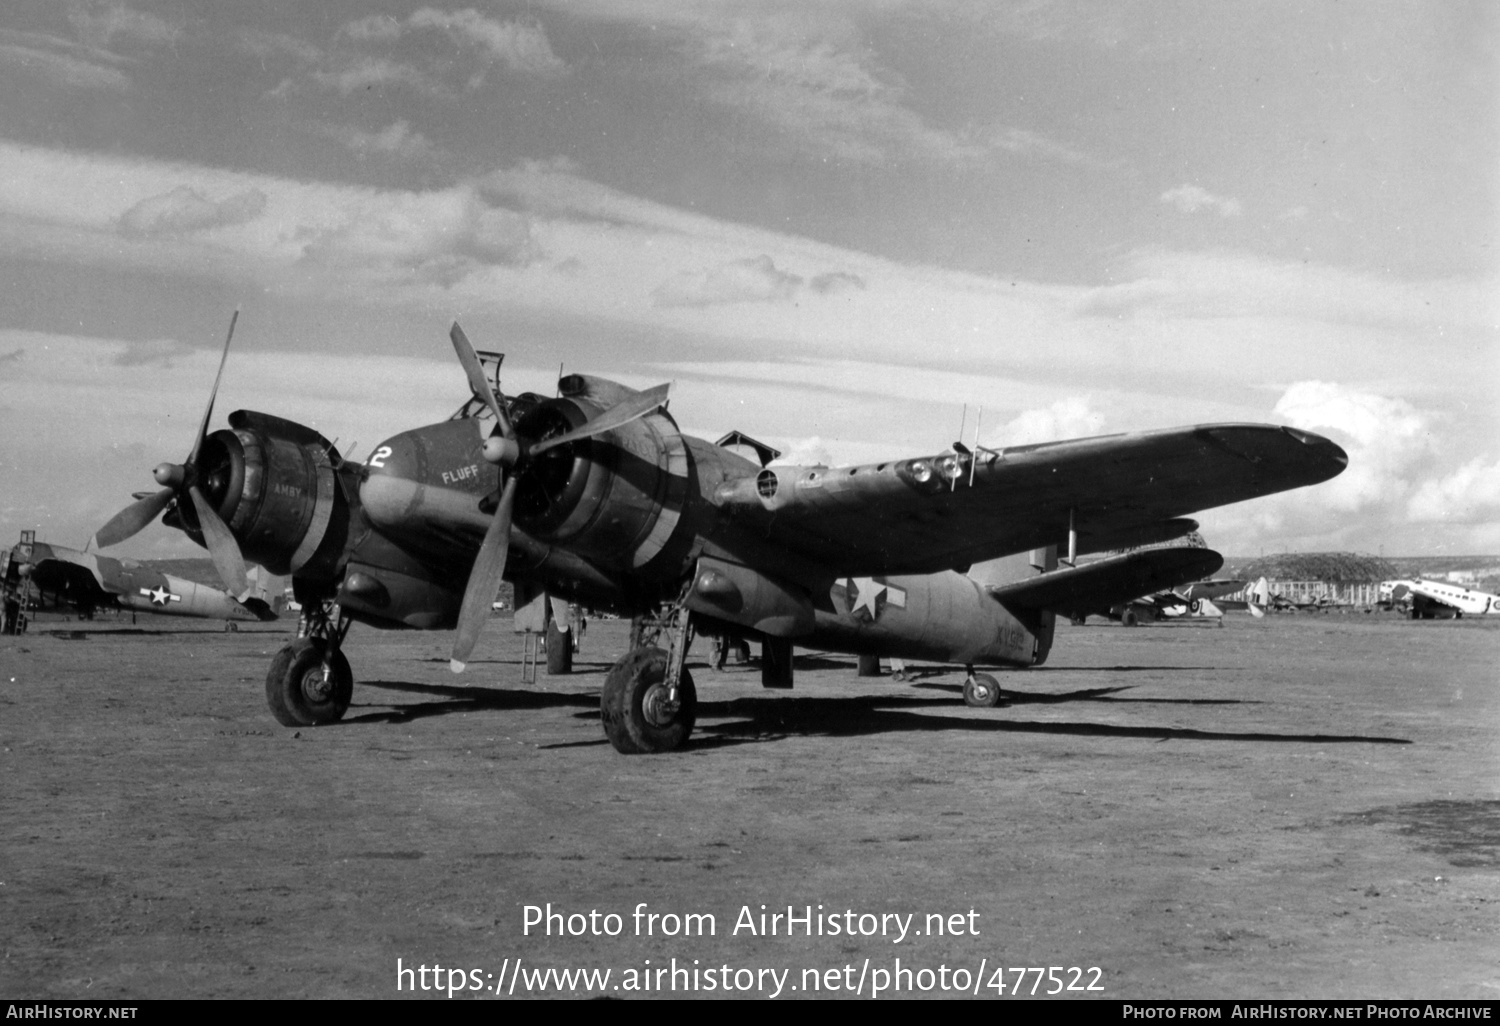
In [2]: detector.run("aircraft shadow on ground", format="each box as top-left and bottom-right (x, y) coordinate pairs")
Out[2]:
(346, 679), (600, 724)
(909, 682), (1260, 707)
(686, 695), (1412, 750)
(421, 656), (618, 673)
(342, 678), (1409, 749)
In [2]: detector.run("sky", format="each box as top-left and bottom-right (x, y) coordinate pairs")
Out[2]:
(0, 0), (1495, 562)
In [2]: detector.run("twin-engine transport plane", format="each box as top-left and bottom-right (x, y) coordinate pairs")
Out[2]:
(92, 319), (1347, 753)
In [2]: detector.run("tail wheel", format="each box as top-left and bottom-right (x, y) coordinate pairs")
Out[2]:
(266, 638), (352, 726)
(601, 647), (696, 754)
(1120, 608), (1140, 627)
(963, 672), (1002, 708)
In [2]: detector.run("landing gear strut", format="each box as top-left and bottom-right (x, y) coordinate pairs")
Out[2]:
(266, 599), (353, 726)
(604, 602), (696, 753)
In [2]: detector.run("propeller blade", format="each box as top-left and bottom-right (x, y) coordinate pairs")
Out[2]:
(187, 309), (239, 466)
(450, 475), (518, 673)
(450, 322), (513, 439)
(92, 488), (175, 550)
(189, 484), (250, 599)
(529, 383), (670, 457)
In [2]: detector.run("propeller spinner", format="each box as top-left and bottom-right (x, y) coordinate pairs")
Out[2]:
(446, 322), (670, 672)
(92, 311), (251, 599)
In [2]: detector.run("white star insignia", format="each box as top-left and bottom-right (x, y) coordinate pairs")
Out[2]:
(843, 577), (907, 621)
(139, 585), (178, 605)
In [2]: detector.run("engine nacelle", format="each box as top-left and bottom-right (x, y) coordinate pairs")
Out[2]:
(165, 410), (351, 581)
(513, 375), (690, 573)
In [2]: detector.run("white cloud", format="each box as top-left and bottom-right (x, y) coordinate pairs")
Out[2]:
(676, 14), (1086, 168)
(0, 29), (132, 91)
(1074, 248), (1496, 329)
(118, 186), (268, 237)
(340, 7), (566, 78)
(112, 338), (195, 367)
(654, 255), (801, 307)
(1272, 380), (1433, 514)
(407, 8), (566, 76)
(0, 41), (129, 90)
(293, 184), (541, 285)
(67, 2), (184, 49)
(1407, 458), (1500, 525)
(316, 120), (442, 163)
(233, 29), (322, 64)
(990, 397), (1105, 447)
(309, 56), (445, 98)
(1161, 184), (1243, 218)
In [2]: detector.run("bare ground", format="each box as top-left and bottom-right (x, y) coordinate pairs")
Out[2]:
(1, 612), (1496, 1000)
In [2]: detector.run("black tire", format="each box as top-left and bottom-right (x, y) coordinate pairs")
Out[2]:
(600, 647), (696, 754)
(546, 619), (572, 675)
(963, 672), (1002, 708)
(266, 639), (353, 727)
(1120, 608), (1140, 628)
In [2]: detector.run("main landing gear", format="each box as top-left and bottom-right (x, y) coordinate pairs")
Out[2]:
(962, 666), (1004, 708)
(603, 602), (697, 754)
(266, 598), (353, 727)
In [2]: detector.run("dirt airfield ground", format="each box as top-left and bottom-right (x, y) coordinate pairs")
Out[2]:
(1, 610), (1496, 1001)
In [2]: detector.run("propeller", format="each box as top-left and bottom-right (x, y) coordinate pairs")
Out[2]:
(446, 322), (669, 672)
(92, 311), (251, 599)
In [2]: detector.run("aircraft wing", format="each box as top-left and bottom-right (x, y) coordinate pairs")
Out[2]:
(985, 547), (1224, 620)
(1177, 579), (1246, 602)
(21, 544), (114, 609)
(715, 424), (1345, 576)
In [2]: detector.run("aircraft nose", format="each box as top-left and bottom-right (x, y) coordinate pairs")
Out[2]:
(1281, 426), (1348, 471)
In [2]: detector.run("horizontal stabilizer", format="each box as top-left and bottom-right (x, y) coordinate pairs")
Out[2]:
(987, 547), (1225, 619)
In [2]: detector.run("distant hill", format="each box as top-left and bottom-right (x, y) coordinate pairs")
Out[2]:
(1221, 554), (1500, 591)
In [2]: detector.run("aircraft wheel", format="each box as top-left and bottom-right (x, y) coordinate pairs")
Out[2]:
(546, 619), (572, 674)
(266, 638), (353, 727)
(963, 672), (1003, 708)
(1119, 608), (1140, 628)
(600, 647), (696, 754)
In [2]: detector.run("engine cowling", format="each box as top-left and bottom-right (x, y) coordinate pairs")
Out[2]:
(511, 375), (690, 573)
(164, 410), (350, 581)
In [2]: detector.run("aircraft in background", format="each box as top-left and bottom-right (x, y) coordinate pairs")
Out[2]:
(1084, 577), (1252, 627)
(1238, 576), (1353, 613)
(1380, 579), (1500, 619)
(90, 316), (1347, 752)
(1, 530), (275, 634)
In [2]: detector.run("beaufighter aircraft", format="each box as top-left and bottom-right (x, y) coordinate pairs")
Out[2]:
(90, 317), (1347, 753)
(1, 530), (274, 634)
(1380, 578), (1500, 619)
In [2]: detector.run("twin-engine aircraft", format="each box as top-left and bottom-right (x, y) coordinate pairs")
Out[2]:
(1, 530), (274, 634)
(1380, 578), (1500, 619)
(91, 317), (1347, 753)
